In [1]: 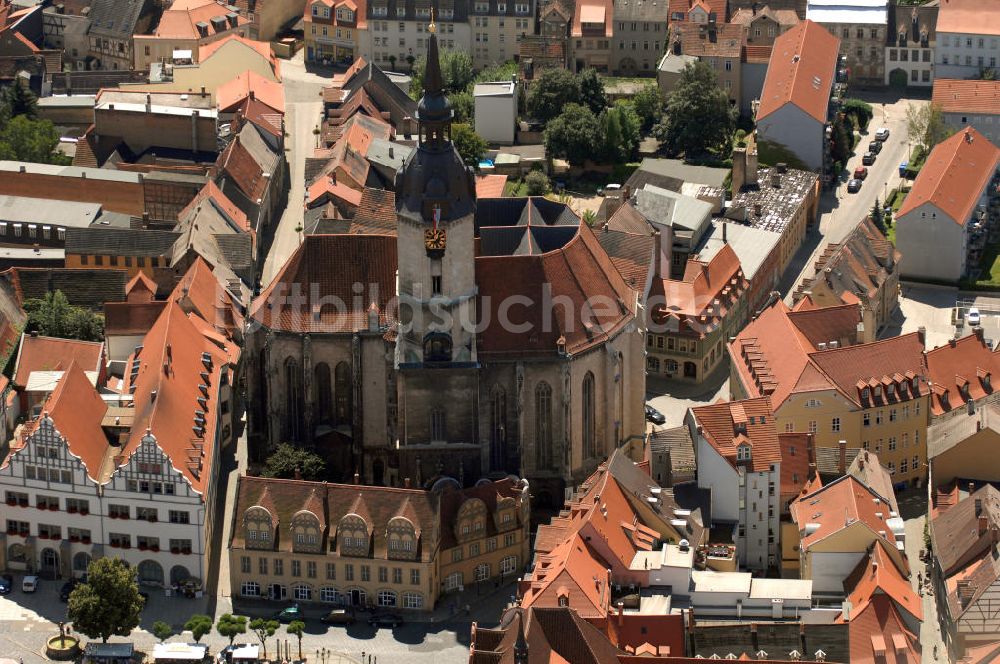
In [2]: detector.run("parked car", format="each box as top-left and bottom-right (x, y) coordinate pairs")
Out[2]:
(321, 608), (356, 625)
(644, 404), (666, 425)
(21, 575), (38, 593)
(968, 307), (982, 326)
(875, 127), (890, 141)
(853, 166), (868, 180)
(598, 184), (622, 197)
(868, 140), (882, 154)
(59, 579), (79, 601)
(0, 574), (12, 595)
(276, 605), (303, 623)
(862, 152), (876, 166)
(368, 613), (403, 628)
(847, 179), (862, 193)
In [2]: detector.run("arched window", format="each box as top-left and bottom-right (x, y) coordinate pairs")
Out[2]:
(314, 362), (332, 423)
(377, 589), (397, 606)
(293, 584), (313, 601)
(536, 382), (553, 469)
(491, 386), (507, 471)
(320, 586), (339, 603)
(335, 362), (352, 426)
(285, 358), (302, 441)
(423, 332), (452, 362)
(241, 581), (261, 597)
(582, 372), (596, 459)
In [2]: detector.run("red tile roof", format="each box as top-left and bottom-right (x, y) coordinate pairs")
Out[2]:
(476, 221), (636, 356)
(13, 333), (104, 388)
(933, 79), (1000, 116)
(846, 595), (920, 664)
(648, 243), (747, 341)
(104, 301), (167, 336)
(926, 333), (1000, 415)
(40, 360), (110, 482)
(124, 270), (158, 302)
(351, 187), (397, 235)
(672, 22), (746, 58)
(237, 96), (284, 138)
(691, 397), (781, 472)
(179, 179), (252, 235)
(120, 298), (239, 496)
(729, 298), (856, 407)
(757, 20), (840, 124)
(216, 69), (285, 113)
(841, 541), (922, 625)
(897, 127), (1000, 226)
(521, 533), (612, 618)
(146, 0), (248, 40)
(171, 255), (244, 336)
(779, 432), (811, 503)
(219, 132), (269, 202)
(790, 475), (903, 563)
(251, 234), (398, 334)
(668, 0), (726, 21)
(808, 332), (927, 408)
(307, 176), (364, 208)
(937, 0), (1000, 37)
(476, 174), (508, 199)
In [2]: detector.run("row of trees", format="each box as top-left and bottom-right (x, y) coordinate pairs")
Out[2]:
(68, 558), (302, 659)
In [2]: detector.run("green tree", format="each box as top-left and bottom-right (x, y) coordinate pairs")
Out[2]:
(249, 619), (279, 660)
(67, 558), (144, 643)
(448, 90), (475, 124)
(2, 79), (38, 119)
(871, 198), (886, 233)
(842, 98), (873, 132)
(524, 170), (550, 196)
(451, 123), (488, 166)
(604, 101), (640, 162)
(544, 103), (601, 167)
(216, 614), (248, 646)
(601, 106), (622, 163)
(527, 67), (580, 122)
(287, 620), (306, 660)
(905, 102), (953, 154)
(23, 290), (105, 341)
(184, 614), (213, 643)
(652, 61), (736, 156)
(262, 443), (326, 480)
(631, 83), (664, 131)
(476, 61), (518, 84)
(830, 114), (853, 166)
(410, 50), (475, 99)
(0, 115), (70, 165)
(577, 68), (608, 115)
(152, 621), (174, 643)
(388, 55), (397, 70)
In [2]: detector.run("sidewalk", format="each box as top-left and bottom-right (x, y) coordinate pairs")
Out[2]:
(230, 579), (518, 626)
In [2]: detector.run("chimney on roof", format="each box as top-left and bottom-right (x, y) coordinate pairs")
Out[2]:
(201, 86), (207, 98)
(838, 440), (847, 475)
(294, 466), (302, 480)
(770, 170), (781, 188)
(652, 230), (663, 279)
(722, 221), (728, 244)
(975, 326), (985, 342)
(18, 165), (25, 173)
(966, 129), (974, 144)
(354, 471), (360, 485)
(192, 109), (199, 154)
(388, 145), (394, 159)
(732, 144), (747, 193)
(404, 477), (411, 488)
(249, 89), (255, 101)
(980, 515), (989, 537)
(917, 326), (926, 348)
(145, 93), (151, 112)
(977, 498), (983, 516)
(971, 481), (977, 497)
(672, 38), (681, 55)
(617, 602), (624, 627)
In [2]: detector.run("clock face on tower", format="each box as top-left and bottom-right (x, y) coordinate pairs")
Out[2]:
(424, 228), (447, 251)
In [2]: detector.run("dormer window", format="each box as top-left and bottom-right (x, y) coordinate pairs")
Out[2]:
(312, 5), (319, 15)
(961, 383), (971, 400)
(861, 388), (871, 402)
(737, 444), (751, 461)
(887, 384), (896, 399)
(985, 374), (993, 391)
(911, 377), (919, 393)
(874, 385), (883, 400)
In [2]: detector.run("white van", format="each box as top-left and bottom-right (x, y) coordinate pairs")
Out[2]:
(22, 575), (38, 592)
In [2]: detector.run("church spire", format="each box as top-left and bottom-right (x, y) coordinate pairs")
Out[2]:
(416, 9), (453, 150)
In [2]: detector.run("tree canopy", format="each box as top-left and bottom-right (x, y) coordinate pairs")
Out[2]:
(451, 123), (488, 165)
(184, 615), (214, 643)
(67, 557), (144, 643)
(544, 103), (601, 167)
(601, 101), (641, 163)
(905, 102), (953, 153)
(152, 622), (174, 643)
(24, 290), (105, 341)
(631, 84), (664, 131)
(0, 81), (69, 165)
(528, 68), (585, 122)
(262, 443), (327, 480)
(653, 61), (736, 157)
(249, 619), (279, 659)
(524, 170), (550, 196)
(409, 50), (475, 99)
(216, 614), (248, 646)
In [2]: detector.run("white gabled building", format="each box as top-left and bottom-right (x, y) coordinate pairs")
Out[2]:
(687, 397), (782, 572)
(0, 260), (241, 587)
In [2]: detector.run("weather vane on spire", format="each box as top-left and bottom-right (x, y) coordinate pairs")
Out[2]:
(429, 6), (436, 33)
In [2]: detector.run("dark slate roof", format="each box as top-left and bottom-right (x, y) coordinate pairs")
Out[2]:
(213, 233), (253, 277)
(88, 0), (152, 38)
(9, 267), (128, 310)
(64, 227), (181, 257)
(342, 61), (418, 118)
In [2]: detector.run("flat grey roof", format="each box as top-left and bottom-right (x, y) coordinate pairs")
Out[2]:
(0, 160), (141, 183)
(693, 220), (782, 281)
(635, 158), (729, 189)
(38, 95), (96, 108)
(749, 577), (813, 600)
(659, 52), (698, 74)
(0, 195), (102, 228)
(691, 570), (752, 593)
(475, 81), (515, 97)
(0, 247), (65, 259)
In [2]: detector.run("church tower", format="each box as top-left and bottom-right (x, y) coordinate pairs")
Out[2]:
(394, 22), (483, 485)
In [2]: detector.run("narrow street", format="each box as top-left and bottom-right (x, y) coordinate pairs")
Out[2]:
(261, 53), (328, 288)
(782, 95), (926, 302)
